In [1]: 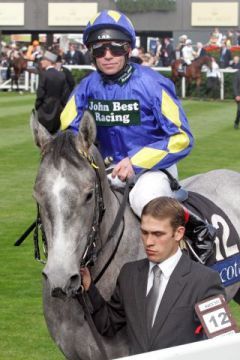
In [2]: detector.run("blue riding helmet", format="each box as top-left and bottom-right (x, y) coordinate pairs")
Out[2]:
(83, 10), (136, 49)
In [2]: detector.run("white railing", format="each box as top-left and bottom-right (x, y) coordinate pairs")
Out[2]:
(0, 65), (237, 100)
(0, 67), (39, 92)
(115, 333), (240, 360)
(152, 66), (238, 100)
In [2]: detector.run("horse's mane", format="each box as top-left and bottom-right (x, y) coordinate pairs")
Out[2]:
(44, 131), (84, 170)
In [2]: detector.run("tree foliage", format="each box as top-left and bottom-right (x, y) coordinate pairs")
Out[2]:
(114, 0), (176, 13)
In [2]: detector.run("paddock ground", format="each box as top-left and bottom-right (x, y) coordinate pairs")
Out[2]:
(0, 93), (239, 359)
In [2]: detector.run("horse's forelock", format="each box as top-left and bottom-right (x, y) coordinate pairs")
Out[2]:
(43, 131), (83, 169)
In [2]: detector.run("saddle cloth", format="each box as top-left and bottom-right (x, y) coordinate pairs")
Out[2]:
(183, 191), (240, 287)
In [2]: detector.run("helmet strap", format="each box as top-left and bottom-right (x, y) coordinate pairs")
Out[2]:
(98, 59), (134, 86)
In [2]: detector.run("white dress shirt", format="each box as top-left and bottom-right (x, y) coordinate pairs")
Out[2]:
(146, 247), (182, 326)
(206, 61), (221, 79)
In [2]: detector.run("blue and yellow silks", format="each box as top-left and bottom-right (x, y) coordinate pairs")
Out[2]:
(61, 63), (194, 174)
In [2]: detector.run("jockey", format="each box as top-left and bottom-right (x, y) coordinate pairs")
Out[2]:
(175, 34), (188, 59)
(26, 40), (42, 62)
(7, 43), (20, 61)
(60, 9), (215, 263)
(182, 39), (196, 66)
(20, 46), (28, 58)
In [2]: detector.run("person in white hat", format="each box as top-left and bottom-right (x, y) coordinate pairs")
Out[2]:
(182, 39), (196, 66)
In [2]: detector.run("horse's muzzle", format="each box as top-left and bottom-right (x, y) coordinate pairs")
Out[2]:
(51, 287), (66, 299)
(42, 267), (81, 298)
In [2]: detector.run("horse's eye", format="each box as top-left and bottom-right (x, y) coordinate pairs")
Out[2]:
(86, 191), (94, 202)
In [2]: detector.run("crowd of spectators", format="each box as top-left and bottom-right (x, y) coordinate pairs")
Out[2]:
(1, 27), (240, 89)
(0, 40), (93, 82)
(1, 27), (240, 73)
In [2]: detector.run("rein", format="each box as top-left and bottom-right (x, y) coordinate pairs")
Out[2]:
(78, 150), (129, 286)
(80, 152), (106, 268)
(33, 204), (48, 264)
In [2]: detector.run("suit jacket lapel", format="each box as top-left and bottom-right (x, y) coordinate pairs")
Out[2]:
(134, 259), (149, 346)
(150, 254), (191, 343)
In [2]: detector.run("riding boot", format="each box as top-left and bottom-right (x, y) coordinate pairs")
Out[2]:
(185, 212), (216, 264)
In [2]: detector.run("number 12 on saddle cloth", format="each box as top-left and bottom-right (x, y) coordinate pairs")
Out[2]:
(195, 294), (239, 338)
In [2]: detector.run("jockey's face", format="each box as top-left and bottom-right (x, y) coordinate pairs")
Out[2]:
(140, 215), (185, 263)
(92, 41), (130, 75)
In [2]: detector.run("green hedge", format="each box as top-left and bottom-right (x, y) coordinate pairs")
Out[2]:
(71, 68), (235, 99)
(71, 69), (94, 84)
(114, 0), (176, 13)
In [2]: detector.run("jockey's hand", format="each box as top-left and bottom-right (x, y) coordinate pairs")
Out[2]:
(80, 267), (91, 291)
(112, 157), (135, 182)
(235, 96), (240, 102)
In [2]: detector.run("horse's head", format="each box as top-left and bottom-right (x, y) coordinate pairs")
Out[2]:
(201, 55), (213, 71)
(31, 110), (104, 297)
(171, 59), (183, 81)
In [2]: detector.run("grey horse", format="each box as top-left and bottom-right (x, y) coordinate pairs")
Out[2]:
(31, 111), (240, 360)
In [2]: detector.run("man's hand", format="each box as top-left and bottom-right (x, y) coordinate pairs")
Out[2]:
(80, 267), (92, 291)
(111, 157), (135, 182)
(235, 95), (240, 102)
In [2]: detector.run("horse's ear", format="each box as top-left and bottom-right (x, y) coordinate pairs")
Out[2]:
(30, 109), (53, 149)
(78, 111), (96, 151)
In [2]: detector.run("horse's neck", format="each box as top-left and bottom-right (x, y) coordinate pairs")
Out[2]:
(198, 57), (208, 67)
(91, 146), (138, 253)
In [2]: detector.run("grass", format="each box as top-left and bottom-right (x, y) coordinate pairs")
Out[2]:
(0, 93), (239, 359)
(0, 93), (65, 360)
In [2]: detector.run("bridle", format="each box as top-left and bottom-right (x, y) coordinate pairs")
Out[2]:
(79, 150), (106, 268)
(15, 147), (130, 360)
(30, 149), (129, 285)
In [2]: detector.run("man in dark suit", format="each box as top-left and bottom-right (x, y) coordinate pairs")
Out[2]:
(81, 197), (225, 356)
(233, 69), (240, 129)
(35, 51), (71, 134)
(55, 55), (75, 93)
(64, 43), (85, 65)
(219, 41), (232, 68)
(161, 38), (175, 66)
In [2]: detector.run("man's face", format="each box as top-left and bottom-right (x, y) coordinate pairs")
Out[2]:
(140, 215), (185, 263)
(92, 41), (130, 75)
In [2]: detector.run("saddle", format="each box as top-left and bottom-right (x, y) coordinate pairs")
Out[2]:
(182, 191), (240, 287)
(163, 170), (240, 270)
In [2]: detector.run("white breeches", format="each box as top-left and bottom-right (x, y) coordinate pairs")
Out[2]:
(129, 164), (178, 217)
(107, 164), (178, 218)
(185, 59), (192, 65)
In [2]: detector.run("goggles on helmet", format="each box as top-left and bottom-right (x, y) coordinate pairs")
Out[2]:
(90, 41), (130, 58)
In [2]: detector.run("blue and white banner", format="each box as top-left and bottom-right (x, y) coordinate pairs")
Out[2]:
(211, 253), (240, 287)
